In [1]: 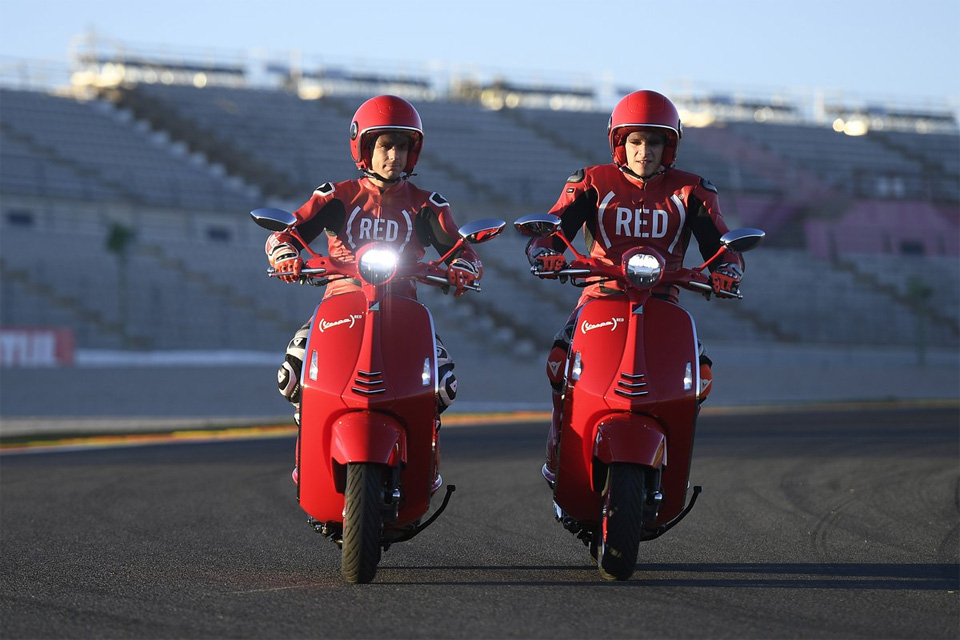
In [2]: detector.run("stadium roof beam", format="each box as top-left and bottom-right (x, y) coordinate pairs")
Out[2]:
(71, 54), (246, 89)
(451, 78), (596, 111)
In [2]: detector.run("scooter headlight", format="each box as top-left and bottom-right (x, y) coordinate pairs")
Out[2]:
(357, 245), (399, 285)
(623, 249), (664, 288)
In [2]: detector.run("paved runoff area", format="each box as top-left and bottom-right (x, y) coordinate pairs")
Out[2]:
(0, 343), (957, 439)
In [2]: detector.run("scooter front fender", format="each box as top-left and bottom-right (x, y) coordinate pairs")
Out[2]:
(593, 413), (666, 476)
(330, 411), (407, 467)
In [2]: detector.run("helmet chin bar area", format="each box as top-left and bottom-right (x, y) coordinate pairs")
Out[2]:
(362, 168), (411, 185)
(617, 164), (668, 182)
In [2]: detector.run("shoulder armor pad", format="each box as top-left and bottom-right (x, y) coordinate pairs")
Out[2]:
(566, 168), (586, 183)
(699, 178), (718, 194)
(429, 192), (450, 208)
(313, 182), (335, 196)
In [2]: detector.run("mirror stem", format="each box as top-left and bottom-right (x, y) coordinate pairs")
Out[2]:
(557, 233), (586, 261)
(435, 239), (465, 265)
(695, 246), (729, 272)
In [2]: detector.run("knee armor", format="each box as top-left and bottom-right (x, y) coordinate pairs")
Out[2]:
(277, 321), (310, 404)
(436, 338), (457, 413)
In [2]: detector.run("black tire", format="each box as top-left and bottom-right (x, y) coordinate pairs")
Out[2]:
(341, 463), (383, 584)
(597, 463), (645, 581)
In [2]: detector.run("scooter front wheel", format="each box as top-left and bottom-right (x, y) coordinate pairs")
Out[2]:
(597, 463), (645, 581)
(341, 462), (385, 584)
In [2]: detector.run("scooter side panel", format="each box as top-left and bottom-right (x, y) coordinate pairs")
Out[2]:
(299, 292), (369, 522)
(555, 296), (631, 523)
(641, 298), (700, 524)
(377, 294), (438, 523)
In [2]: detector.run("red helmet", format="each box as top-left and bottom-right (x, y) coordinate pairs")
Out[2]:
(607, 90), (682, 168)
(349, 95), (424, 174)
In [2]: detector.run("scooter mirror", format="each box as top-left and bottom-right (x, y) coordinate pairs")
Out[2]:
(459, 218), (507, 244)
(251, 208), (297, 232)
(514, 213), (561, 238)
(720, 228), (765, 254)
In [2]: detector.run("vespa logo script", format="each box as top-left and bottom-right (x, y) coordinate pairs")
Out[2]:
(580, 317), (625, 334)
(317, 314), (364, 333)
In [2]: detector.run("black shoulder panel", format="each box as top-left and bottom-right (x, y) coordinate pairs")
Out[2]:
(566, 169), (586, 183)
(313, 182), (335, 196)
(429, 192), (449, 207)
(700, 178), (718, 194)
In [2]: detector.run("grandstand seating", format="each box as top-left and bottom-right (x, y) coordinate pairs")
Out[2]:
(870, 129), (960, 201)
(805, 199), (959, 258)
(724, 120), (939, 201)
(1, 83), (957, 355)
(132, 84), (358, 196)
(0, 88), (260, 211)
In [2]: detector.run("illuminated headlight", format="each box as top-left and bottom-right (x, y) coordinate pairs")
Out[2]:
(357, 246), (398, 285)
(624, 251), (663, 288)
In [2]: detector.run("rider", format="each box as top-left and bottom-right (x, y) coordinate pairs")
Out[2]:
(264, 94), (483, 482)
(526, 89), (745, 486)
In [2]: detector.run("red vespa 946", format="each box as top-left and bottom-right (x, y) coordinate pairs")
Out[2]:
(253, 207), (505, 584)
(515, 213), (763, 581)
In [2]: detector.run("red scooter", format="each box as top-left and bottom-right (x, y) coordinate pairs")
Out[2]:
(515, 213), (763, 581)
(252, 208), (505, 584)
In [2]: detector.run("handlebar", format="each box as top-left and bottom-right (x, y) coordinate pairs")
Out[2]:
(268, 261), (481, 293)
(530, 262), (742, 299)
(254, 211), (505, 296)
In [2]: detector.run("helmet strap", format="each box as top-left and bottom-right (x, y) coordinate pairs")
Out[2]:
(361, 169), (413, 185)
(618, 163), (669, 182)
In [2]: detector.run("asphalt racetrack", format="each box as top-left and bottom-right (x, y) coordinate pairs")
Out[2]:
(1, 405), (958, 639)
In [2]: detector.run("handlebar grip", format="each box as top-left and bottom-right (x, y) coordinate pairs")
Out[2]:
(530, 266), (592, 278)
(424, 274), (481, 292)
(267, 267), (327, 278)
(688, 280), (743, 299)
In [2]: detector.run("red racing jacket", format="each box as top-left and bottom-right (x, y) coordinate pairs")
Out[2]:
(528, 163), (744, 305)
(267, 177), (481, 299)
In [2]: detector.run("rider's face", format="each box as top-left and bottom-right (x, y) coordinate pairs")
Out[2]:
(624, 130), (666, 178)
(369, 133), (410, 183)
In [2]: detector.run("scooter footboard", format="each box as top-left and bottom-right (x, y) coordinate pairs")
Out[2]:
(592, 413), (666, 491)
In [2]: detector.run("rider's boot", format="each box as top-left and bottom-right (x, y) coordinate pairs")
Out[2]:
(542, 391), (563, 488)
(697, 346), (713, 404)
(431, 416), (442, 494)
(291, 406), (301, 485)
(698, 361), (713, 403)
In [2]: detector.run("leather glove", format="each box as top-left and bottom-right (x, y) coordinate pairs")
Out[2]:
(532, 248), (566, 274)
(273, 252), (303, 283)
(711, 262), (743, 297)
(446, 257), (481, 297)
(266, 233), (303, 284)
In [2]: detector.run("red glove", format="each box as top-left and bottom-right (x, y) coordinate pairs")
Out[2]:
(274, 253), (303, 283)
(266, 232), (303, 284)
(710, 263), (743, 297)
(532, 248), (566, 274)
(446, 258), (481, 297)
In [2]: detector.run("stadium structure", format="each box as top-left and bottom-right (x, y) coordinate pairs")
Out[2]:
(1, 35), (957, 370)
